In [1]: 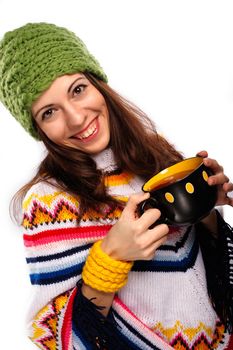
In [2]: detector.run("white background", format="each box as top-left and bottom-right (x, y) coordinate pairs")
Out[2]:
(0, 0), (233, 348)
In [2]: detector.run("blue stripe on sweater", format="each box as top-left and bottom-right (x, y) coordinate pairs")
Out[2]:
(72, 323), (93, 350)
(132, 233), (199, 272)
(29, 262), (84, 285)
(112, 310), (161, 350)
(26, 243), (92, 263)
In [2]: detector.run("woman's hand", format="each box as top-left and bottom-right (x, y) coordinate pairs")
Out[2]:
(101, 192), (169, 262)
(197, 150), (233, 207)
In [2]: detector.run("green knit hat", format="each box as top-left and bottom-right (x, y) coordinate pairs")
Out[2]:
(0, 22), (108, 139)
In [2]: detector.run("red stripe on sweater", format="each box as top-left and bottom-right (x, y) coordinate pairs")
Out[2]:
(226, 333), (233, 349)
(114, 296), (174, 349)
(61, 287), (77, 350)
(24, 225), (111, 247)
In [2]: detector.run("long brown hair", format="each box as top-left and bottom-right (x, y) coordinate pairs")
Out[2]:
(12, 73), (183, 221)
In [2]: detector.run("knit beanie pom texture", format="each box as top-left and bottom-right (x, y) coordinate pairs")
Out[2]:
(0, 22), (107, 139)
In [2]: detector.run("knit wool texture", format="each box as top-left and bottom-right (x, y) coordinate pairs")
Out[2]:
(21, 148), (231, 349)
(0, 22), (108, 139)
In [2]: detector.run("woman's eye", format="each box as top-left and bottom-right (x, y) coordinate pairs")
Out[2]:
(41, 108), (54, 120)
(73, 84), (86, 96)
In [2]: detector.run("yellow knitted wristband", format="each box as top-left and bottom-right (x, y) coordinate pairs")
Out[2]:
(85, 256), (127, 282)
(82, 240), (133, 293)
(91, 240), (133, 274)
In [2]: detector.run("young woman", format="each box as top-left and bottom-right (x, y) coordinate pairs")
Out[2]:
(0, 22), (232, 350)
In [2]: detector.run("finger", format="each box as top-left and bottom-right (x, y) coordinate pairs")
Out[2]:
(150, 223), (169, 239)
(202, 157), (223, 174)
(196, 150), (208, 158)
(208, 173), (229, 186)
(223, 182), (233, 192)
(145, 224), (169, 248)
(143, 235), (168, 260)
(153, 234), (168, 249)
(122, 192), (150, 219)
(222, 182), (233, 207)
(137, 208), (161, 230)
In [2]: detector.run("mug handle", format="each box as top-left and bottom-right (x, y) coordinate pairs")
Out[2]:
(139, 197), (160, 215)
(138, 197), (167, 226)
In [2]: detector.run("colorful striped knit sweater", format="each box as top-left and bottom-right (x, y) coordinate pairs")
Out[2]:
(22, 149), (233, 349)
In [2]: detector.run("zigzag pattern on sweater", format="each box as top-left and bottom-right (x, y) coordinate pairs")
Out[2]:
(152, 320), (226, 349)
(22, 166), (232, 350)
(30, 289), (76, 350)
(23, 190), (122, 230)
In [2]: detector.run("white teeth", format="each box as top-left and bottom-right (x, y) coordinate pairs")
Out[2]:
(78, 122), (97, 139)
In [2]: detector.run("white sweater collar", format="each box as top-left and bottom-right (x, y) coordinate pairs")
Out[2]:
(91, 148), (118, 173)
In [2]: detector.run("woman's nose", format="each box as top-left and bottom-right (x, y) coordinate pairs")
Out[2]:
(64, 103), (87, 127)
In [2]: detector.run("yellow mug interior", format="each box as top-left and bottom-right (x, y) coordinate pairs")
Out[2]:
(143, 157), (203, 192)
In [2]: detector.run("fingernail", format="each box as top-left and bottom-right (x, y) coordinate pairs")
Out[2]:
(208, 178), (214, 185)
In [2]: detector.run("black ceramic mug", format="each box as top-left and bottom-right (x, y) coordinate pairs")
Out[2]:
(139, 156), (218, 226)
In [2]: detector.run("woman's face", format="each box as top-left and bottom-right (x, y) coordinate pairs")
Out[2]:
(32, 73), (110, 154)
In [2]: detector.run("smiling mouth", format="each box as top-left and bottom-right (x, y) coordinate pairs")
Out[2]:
(72, 118), (98, 141)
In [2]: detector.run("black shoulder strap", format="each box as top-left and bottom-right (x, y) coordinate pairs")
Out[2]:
(196, 210), (233, 333)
